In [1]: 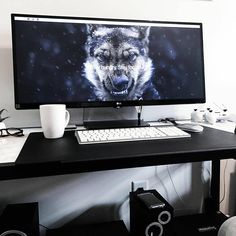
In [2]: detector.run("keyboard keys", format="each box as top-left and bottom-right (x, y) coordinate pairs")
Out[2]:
(75, 126), (190, 144)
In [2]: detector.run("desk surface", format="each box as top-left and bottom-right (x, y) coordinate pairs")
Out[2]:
(0, 122), (236, 180)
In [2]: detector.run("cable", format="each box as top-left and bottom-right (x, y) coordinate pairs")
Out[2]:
(163, 118), (178, 125)
(136, 106), (143, 126)
(220, 160), (228, 204)
(83, 107), (86, 124)
(201, 162), (211, 196)
(154, 166), (169, 202)
(167, 165), (188, 207)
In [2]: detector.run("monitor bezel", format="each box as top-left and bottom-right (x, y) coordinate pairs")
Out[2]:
(11, 13), (206, 109)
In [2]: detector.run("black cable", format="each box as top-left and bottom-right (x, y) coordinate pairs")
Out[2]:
(137, 106), (142, 126)
(158, 117), (178, 125)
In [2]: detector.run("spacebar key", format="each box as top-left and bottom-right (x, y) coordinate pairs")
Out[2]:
(107, 136), (130, 141)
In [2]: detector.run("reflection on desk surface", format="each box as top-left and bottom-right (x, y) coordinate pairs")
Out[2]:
(0, 128), (41, 164)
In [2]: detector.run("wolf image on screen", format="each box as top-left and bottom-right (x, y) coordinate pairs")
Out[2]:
(84, 24), (160, 101)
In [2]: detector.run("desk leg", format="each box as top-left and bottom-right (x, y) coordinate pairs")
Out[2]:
(210, 160), (220, 211)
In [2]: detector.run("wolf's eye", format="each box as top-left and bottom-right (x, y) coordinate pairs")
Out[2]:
(129, 52), (137, 62)
(96, 53), (106, 62)
(96, 51), (110, 63)
(123, 51), (138, 63)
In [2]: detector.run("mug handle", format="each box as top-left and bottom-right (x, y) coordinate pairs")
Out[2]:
(65, 110), (70, 127)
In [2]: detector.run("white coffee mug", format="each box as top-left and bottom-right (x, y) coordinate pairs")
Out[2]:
(39, 104), (70, 139)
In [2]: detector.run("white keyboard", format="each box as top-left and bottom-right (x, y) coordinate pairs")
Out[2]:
(75, 126), (190, 144)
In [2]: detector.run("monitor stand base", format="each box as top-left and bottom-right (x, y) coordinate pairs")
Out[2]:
(83, 119), (150, 129)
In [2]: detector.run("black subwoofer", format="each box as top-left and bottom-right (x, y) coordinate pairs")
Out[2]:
(0, 202), (39, 236)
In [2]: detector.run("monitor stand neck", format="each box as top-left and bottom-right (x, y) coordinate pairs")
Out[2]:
(82, 107), (149, 129)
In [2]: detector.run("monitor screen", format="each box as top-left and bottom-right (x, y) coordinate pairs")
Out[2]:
(12, 14), (205, 109)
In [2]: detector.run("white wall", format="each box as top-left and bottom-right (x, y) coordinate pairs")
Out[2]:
(0, 0), (236, 232)
(1, 0), (236, 127)
(0, 164), (210, 230)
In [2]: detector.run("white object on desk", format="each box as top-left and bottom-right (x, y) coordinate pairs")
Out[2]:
(203, 121), (235, 134)
(39, 104), (70, 139)
(205, 111), (217, 124)
(75, 126), (190, 144)
(191, 109), (204, 123)
(0, 128), (41, 164)
(177, 123), (204, 133)
(228, 113), (236, 123)
(0, 135), (28, 163)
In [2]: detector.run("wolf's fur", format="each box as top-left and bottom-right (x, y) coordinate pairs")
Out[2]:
(84, 25), (156, 101)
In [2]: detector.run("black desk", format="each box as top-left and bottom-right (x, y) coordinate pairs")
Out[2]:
(1, 126), (236, 180)
(1, 126), (236, 210)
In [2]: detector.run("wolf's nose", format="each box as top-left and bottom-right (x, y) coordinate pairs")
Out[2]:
(113, 76), (129, 91)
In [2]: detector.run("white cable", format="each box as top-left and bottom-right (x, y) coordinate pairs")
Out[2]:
(201, 162), (211, 197)
(220, 160), (228, 204)
(167, 165), (188, 207)
(154, 166), (169, 201)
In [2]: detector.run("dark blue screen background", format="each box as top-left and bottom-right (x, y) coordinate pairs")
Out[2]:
(13, 19), (205, 104)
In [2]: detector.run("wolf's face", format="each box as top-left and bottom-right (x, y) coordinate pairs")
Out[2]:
(84, 25), (153, 100)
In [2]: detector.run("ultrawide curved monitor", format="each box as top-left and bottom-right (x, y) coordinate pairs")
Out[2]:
(11, 14), (206, 109)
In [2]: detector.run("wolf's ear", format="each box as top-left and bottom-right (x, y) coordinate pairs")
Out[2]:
(130, 26), (150, 41)
(86, 24), (99, 35)
(138, 26), (151, 41)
